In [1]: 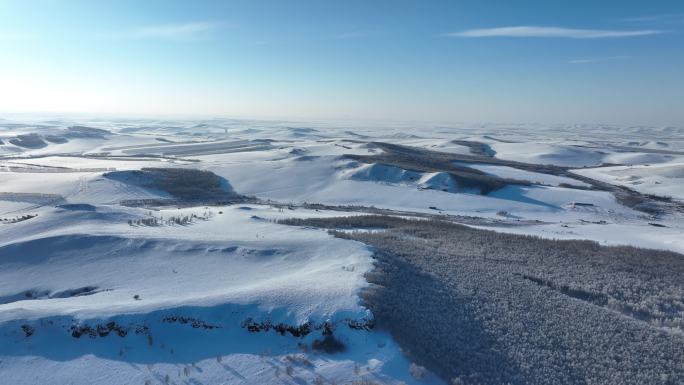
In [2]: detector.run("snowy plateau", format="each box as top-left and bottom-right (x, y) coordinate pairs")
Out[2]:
(0, 117), (683, 385)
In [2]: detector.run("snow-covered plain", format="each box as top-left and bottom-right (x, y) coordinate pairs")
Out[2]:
(572, 162), (684, 200)
(1, 116), (683, 384)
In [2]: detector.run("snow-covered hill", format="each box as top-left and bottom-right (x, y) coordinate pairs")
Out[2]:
(1, 116), (683, 384)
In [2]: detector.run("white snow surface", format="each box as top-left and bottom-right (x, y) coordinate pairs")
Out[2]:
(0, 205), (373, 324)
(572, 163), (684, 200)
(1, 116), (683, 384)
(489, 142), (606, 167)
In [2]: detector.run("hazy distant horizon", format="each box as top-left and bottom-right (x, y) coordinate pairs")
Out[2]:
(2, 111), (683, 131)
(1, 0), (683, 126)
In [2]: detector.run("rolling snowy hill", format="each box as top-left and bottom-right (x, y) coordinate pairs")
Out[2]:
(1, 117), (683, 384)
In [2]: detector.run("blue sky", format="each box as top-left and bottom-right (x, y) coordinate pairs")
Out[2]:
(1, 0), (683, 125)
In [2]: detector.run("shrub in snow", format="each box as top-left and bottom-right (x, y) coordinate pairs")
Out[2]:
(311, 333), (346, 354)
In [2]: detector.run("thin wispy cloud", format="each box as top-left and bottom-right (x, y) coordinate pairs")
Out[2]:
(568, 58), (603, 64)
(447, 26), (663, 39)
(568, 55), (632, 64)
(127, 22), (225, 41)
